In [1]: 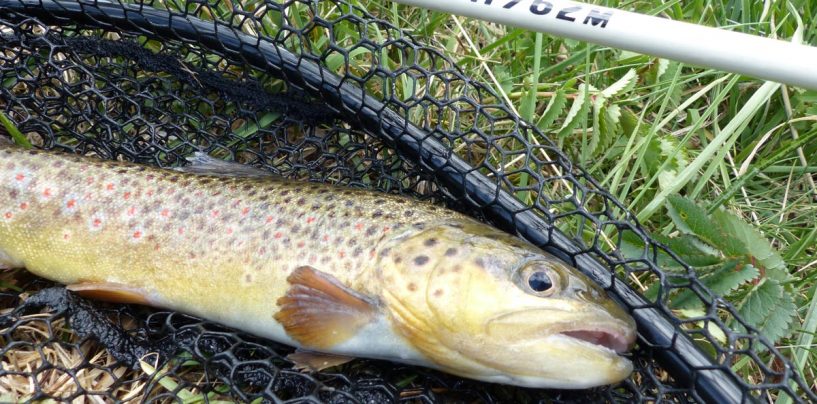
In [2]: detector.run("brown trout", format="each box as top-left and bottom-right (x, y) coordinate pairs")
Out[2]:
(0, 141), (636, 389)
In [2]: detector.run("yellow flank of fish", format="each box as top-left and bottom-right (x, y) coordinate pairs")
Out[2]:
(0, 142), (637, 389)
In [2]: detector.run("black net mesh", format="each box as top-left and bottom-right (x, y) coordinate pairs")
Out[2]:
(0, 0), (812, 402)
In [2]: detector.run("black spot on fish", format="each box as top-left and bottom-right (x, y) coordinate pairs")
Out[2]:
(445, 248), (457, 257)
(424, 238), (438, 247)
(380, 247), (391, 257)
(243, 184), (253, 191)
(414, 255), (429, 266)
(365, 226), (377, 236)
(297, 197), (306, 205)
(474, 258), (486, 268)
(344, 200), (354, 207)
(372, 210), (383, 218)
(347, 238), (357, 246)
(405, 210), (415, 217)
(352, 247), (363, 257)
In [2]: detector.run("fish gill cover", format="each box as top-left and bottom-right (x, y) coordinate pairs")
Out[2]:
(0, 0), (811, 402)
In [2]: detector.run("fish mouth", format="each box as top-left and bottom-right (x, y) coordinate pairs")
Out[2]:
(559, 327), (636, 354)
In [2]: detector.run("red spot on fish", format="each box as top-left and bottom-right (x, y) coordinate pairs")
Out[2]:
(92, 218), (102, 228)
(274, 232), (283, 239)
(178, 227), (185, 235)
(146, 189), (154, 197)
(339, 250), (346, 258)
(154, 244), (161, 251)
(127, 207), (136, 216)
(63, 232), (70, 240)
(106, 183), (114, 191)
(322, 235), (329, 242)
(123, 191), (131, 200)
(296, 241), (305, 248)
(266, 216), (274, 224)
(66, 199), (77, 209)
(370, 249), (376, 258)
(227, 228), (234, 235)
(306, 217), (316, 224)
(354, 223), (363, 231)
(383, 226), (390, 233)
(132, 231), (142, 239)
(242, 207), (250, 216)
(211, 210), (220, 218)
(4, 212), (12, 219)
(14, 173), (25, 181)
(19, 202), (27, 210)
(42, 188), (52, 198)
(161, 209), (170, 218)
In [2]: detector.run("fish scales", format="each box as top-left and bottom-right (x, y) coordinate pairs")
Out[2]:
(0, 141), (638, 389)
(0, 144), (456, 316)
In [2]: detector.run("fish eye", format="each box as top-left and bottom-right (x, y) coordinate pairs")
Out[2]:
(527, 271), (552, 292)
(514, 261), (560, 297)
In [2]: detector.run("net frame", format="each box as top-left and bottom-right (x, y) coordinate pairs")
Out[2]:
(0, 0), (812, 402)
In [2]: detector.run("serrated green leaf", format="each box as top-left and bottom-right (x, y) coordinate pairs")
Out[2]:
(672, 261), (759, 309)
(666, 195), (748, 258)
(556, 84), (590, 140)
(537, 89), (567, 131)
(601, 68), (637, 98)
(589, 96), (606, 157)
(644, 135), (689, 191)
(737, 279), (796, 346)
(652, 233), (723, 268)
(654, 58), (670, 81)
(709, 209), (788, 280)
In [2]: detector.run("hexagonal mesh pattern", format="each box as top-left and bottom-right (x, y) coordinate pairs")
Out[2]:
(0, 0), (812, 402)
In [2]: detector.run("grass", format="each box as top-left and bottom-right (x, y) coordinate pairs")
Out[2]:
(1, 0), (816, 401)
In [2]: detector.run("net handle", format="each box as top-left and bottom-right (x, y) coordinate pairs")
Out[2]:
(393, 0), (817, 90)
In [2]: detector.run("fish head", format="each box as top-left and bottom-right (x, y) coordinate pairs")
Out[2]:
(379, 221), (636, 389)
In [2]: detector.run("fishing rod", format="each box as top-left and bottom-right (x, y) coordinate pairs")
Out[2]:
(392, 0), (817, 90)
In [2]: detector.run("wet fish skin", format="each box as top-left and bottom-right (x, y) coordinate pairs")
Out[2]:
(0, 142), (636, 389)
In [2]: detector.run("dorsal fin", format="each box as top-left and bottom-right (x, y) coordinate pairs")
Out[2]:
(173, 152), (276, 178)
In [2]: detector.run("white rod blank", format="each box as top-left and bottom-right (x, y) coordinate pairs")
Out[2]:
(392, 0), (817, 90)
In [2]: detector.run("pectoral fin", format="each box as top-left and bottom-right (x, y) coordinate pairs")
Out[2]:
(288, 349), (354, 372)
(274, 266), (377, 349)
(67, 282), (154, 306)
